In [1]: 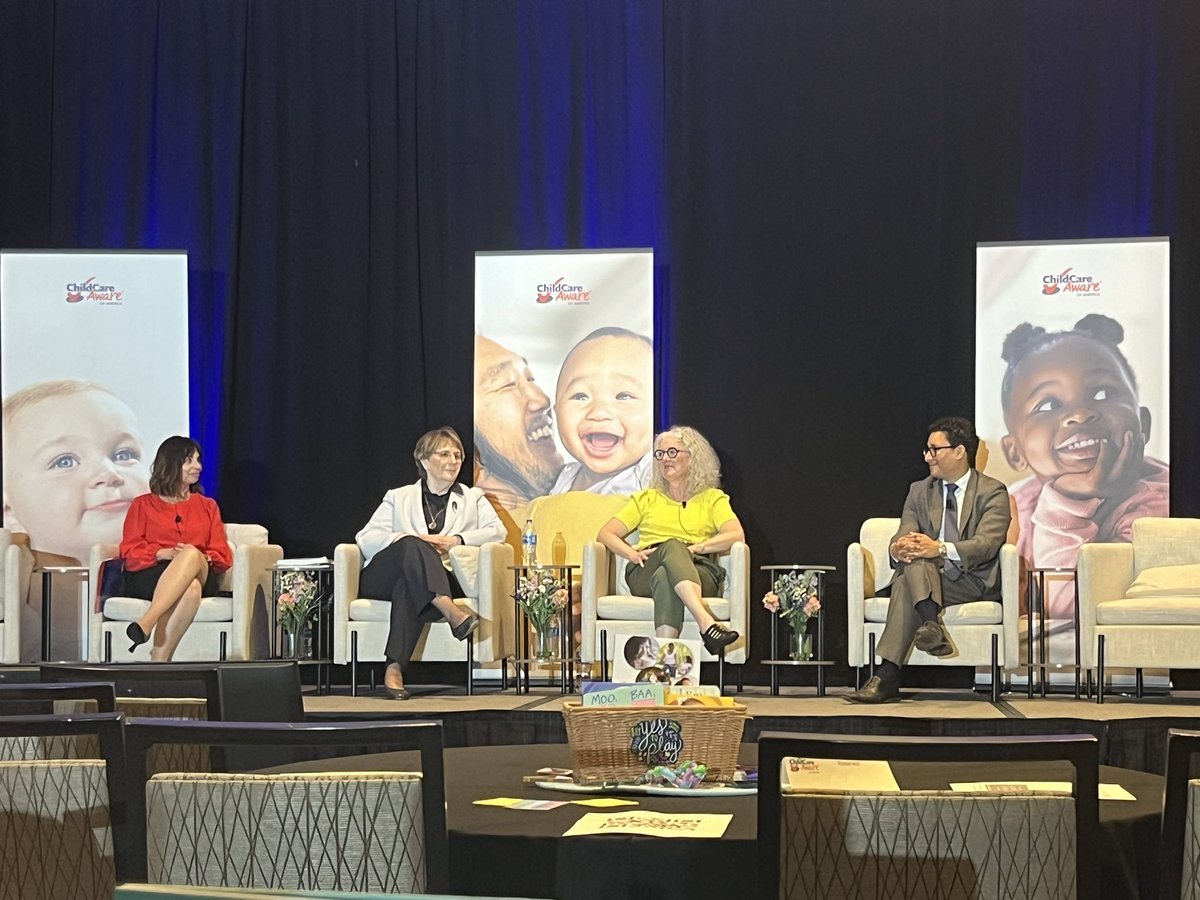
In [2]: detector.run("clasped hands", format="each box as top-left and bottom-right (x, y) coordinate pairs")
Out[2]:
(156, 547), (198, 561)
(417, 533), (462, 555)
(626, 542), (708, 567)
(891, 532), (940, 564)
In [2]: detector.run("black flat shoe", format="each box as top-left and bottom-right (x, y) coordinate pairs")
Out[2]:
(127, 622), (149, 652)
(701, 623), (738, 655)
(385, 686), (411, 701)
(451, 612), (480, 641)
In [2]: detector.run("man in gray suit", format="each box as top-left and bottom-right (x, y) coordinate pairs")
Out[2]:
(846, 416), (1011, 704)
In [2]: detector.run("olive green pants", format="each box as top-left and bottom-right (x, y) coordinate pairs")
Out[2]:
(624, 538), (726, 633)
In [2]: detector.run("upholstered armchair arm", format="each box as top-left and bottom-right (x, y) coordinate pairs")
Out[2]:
(846, 542), (868, 667)
(473, 541), (514, 662)
(333, 543), (362, 666)
(999, 545), (1021, 669)
(2, 539), (31, 664)
(721, 541), (750, 657)
(1077, 542), (1134, 670)
(580, 540), (611, 664)
(230, 543), (284, 660)
(87, 542), (121, 662)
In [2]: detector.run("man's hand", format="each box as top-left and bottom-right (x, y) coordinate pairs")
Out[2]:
(1051, 430), (1137, 500)
(891, 532), (940, 563)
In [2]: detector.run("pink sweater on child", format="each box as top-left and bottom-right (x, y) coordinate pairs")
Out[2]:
(1012, 457), (1169, 619)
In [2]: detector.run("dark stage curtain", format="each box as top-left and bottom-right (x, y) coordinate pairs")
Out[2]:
(1, 1), (1197, 680)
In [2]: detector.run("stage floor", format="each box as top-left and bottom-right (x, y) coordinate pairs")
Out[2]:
(302, 683), (1200, 773)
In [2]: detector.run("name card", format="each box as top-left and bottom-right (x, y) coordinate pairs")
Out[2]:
(581, 682), (665, 707)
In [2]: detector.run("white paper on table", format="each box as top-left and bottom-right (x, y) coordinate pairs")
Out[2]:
(781, 758), (901, 793)
(949, 781), (1136, 800)
(562, 810), (732, 838)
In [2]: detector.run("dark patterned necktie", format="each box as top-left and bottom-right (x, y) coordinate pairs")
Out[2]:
(943, 483), (961, 579)
(943, 483), (960, 543)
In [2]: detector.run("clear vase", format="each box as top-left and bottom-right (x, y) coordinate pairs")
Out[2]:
(789, 622), (813, 662)
(534, 627), (555, 661)
(283, 626), (313, 660)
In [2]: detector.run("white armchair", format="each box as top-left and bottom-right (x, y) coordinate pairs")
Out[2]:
(3, 538), (39, 665)
(847, 517), (1020, 701)
(87, 524), (281, 662)
(580, 539), (750, 690)
(1079, 516), (1200, 703)
(332, 540), (513, 695)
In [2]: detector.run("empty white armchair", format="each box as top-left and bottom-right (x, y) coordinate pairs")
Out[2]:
(580, 539), (750, 687)
(1079, 516), (1200, 702)
(87, 524), (281, 662)
(847, 517), (1019, 699)
(332, 540), (513, 695)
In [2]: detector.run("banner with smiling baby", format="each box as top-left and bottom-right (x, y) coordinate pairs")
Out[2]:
(473, 250), (654, 510)
(1, 250), (190, 570)
(975, 237), (1170, 667)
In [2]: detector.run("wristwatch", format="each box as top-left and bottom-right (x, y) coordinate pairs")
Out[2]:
(938, 541), (948, 559)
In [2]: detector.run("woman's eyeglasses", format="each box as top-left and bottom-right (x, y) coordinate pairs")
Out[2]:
(653, 448), (690, 460)
(430, 450), (463, 462)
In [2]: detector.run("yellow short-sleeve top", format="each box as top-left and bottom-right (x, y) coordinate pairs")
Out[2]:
(614, 488), (736, 550)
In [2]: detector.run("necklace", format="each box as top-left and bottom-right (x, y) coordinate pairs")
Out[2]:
(422, 490), (447, 533)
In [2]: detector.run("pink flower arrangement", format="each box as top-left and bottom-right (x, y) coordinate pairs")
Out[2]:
(515, 568), (568, 633)
(277, 572), (318, 634)
(762, 570), (822, 623)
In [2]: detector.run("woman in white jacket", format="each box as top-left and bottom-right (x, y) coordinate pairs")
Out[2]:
(356, 426), (506, 699)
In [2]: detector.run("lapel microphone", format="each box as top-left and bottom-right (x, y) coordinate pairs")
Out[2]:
(175, 515), (182, 524)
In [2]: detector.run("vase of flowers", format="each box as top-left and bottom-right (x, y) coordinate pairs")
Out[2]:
(763, 570), (822, 661)
(515, 567), (569, 661)
(278, 570), (319, 659)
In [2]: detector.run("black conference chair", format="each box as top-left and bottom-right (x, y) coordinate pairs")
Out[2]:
(757, 731), (1099, 900)
(123, 718), (448, 894)
(0, 712), (130, 895)
(0, 680), (117, 714)
(1159, 728), (1200, 900)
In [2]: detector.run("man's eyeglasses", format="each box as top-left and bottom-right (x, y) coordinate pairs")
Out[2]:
(923, 444), (954, 457)
(430, 450), (463, 462)
(653, 448), (690, 460)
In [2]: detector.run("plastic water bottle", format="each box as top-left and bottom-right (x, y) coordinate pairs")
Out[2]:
(522, 518), (538, 567)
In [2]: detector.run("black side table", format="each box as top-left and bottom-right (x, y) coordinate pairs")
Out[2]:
(1026, 565), (1086, 699)
(271, 560), (334, 694)
(507, 564), (578, 694)
(761, 564), (835, 696)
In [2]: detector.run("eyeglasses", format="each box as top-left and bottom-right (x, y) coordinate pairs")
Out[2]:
(653, 448), (690, 460)
(923, 444), (955, 457)
(430, 450), (463, 462)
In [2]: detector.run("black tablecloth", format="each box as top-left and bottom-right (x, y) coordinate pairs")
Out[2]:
(267, 744), (1164, 900)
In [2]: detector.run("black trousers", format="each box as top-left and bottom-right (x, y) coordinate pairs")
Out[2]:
(359, 536), (462, 669)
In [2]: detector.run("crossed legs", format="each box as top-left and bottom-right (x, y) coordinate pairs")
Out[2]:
(625, 540), (723, 638)
(133, 547), (209, 662)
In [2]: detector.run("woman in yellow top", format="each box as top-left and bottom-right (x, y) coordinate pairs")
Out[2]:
(597, 425), (744, 655)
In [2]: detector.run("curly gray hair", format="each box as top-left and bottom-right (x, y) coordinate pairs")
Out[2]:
(650, 425), (722, 497)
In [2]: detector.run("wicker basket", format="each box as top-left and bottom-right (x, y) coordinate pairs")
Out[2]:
(562, 700), (749, 784)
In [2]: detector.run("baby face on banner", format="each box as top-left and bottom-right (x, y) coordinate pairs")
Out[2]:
(3, 380), (150, 562)
(554, 329), (653, 490)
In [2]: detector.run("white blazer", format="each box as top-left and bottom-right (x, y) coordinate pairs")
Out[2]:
(355, 480), (506, 566)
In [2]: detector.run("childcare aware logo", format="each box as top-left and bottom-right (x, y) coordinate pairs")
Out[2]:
(534, 277), (591, 305)
(65, 277), (124, 305)
(1040, 267), (1101, 296)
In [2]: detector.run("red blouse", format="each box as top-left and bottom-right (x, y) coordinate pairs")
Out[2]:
(120, 493), (233, 573)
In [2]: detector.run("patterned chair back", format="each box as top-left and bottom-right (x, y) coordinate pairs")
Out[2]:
(146, 772), (426, 893)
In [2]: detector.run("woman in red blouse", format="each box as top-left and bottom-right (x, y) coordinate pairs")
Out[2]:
(121, 436), (232, 661)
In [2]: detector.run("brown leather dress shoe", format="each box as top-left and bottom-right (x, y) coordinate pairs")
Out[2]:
(914, 620), (954, 657)
(844, 676), (901, 704)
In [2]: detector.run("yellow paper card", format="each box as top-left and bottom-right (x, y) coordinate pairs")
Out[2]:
(571, 798), (638, 807)
(473, 797), (525, 807)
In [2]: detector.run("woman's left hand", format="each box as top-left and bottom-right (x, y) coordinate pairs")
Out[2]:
(687, 541), (708, 555)
(419, 533), (461, 554)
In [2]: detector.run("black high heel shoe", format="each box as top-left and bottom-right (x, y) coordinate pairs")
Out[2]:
(127, 622), (149, 652)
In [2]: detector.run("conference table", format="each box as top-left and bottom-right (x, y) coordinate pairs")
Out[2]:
(269, 744), (1164, 900)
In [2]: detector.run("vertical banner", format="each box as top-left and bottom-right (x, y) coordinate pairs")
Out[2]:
(1, 250), (191, 564)
(474, 250), (654, 509)
(975, 237), (1170, 661)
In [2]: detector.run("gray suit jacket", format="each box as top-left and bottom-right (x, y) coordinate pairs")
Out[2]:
(889, 470), (1011, 600)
